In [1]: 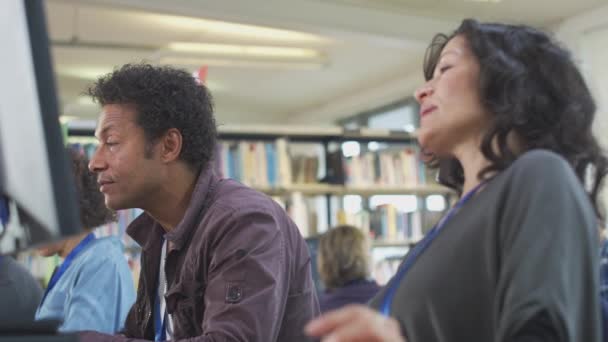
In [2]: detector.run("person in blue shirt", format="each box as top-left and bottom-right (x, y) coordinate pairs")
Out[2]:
(35, 149), (135, 333)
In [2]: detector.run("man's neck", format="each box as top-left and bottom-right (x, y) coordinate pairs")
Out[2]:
(144, 166), (199, 233)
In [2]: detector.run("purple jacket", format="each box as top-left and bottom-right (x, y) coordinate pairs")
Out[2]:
(81, 167), (319, 341)
(319, 279), (380, 314)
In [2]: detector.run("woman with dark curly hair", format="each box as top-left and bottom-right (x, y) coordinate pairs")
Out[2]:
(35, 149), (135, 334)
(306, 19), (606, 342)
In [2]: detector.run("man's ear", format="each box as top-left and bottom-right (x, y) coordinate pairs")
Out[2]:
(160, 128), (183, 163)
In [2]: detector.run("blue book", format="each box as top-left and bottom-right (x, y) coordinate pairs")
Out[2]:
(266, 143), (277, 186)
(228, 143), (240, 180)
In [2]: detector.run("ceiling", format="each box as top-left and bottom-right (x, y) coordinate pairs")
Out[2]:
(45, 0), (608, 126)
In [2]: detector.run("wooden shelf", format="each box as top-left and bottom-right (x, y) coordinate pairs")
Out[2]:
(68, 124), (417, 143)
(285, 183), (343, 195)
(342, 128), (417, 143)
(252, 183), (453, 196)
(218, 124), (342, 139)
(372, 239), (419, 248)
(343, 184), (451, 196)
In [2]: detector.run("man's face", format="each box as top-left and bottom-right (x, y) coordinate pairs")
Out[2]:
(88, 104), (164, 210)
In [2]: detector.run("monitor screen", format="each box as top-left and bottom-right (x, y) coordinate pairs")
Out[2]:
(305, 236), (325, 295)
(0, 0), (81, 254)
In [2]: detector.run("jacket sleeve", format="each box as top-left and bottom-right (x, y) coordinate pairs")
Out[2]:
(195, 207), (288, 341)
(493, 152), (601, 342)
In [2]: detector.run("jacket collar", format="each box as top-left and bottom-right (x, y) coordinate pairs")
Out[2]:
(127, 166), (218, 251)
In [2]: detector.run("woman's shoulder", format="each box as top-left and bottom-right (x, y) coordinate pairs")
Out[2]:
(512, 149), (570, 171)
(504, 149), (576, 185)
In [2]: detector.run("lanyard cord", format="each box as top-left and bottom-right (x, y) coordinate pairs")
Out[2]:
(380, 181), (487, 316)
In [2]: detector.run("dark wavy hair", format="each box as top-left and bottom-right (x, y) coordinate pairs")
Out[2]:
(86, 63), (217, 172)
(423, 19), (608, 220)
(69, 149), (115, 228)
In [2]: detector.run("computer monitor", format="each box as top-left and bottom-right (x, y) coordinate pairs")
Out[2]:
(305, 236), (325, 295)
(0, 0), (81, 255)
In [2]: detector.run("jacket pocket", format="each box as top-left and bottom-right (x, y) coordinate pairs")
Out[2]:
(165, 280), (205, 338)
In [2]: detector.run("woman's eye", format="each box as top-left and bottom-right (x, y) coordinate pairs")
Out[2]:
(439, 65), (452, 74)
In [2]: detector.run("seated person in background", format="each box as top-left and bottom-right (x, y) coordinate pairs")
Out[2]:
(35, 149), (135, 334)
(317, 225), (380, 313)
(0, 254), (43, 323)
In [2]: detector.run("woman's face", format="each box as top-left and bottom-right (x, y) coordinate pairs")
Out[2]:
(415, 35), (491, 157)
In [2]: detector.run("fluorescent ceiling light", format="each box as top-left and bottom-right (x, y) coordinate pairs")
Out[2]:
(57, 66), (113, 80)
(159, 57), (324, 70)
(150, 14), (327, 43)
(77, 95), (96, 106)
(58, 65), (225, 90)
(59, 115), (79, 124)
(168, 42), (321, 58)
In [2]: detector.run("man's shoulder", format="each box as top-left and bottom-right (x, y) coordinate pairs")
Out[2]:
(212, 178), (283, 216)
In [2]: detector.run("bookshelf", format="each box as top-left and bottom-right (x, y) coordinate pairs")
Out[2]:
(250, 184), (450, 197)
(68, 124), (452, 237)
(65, 124), (452, 285)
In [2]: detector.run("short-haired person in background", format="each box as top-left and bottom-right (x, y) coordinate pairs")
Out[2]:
(306, 19), (606, 342)
(36, 149), (135, 333)
(317, 225), (380, 313)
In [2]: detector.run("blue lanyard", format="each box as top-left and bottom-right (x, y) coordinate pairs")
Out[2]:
(154, 294), (167, 342)
(380, 181), (487, 316)
(40, 233), (96, 305)
(154, 296), (166, 341)
(155, 237), (167, 342)
(0, 196), (9, 226)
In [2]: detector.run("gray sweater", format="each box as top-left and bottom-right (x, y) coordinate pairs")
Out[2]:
(0, 256), (43, 323)
(369, 150), (601, 342)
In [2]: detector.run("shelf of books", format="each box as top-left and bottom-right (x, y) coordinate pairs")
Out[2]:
(25, 124), (452, 286)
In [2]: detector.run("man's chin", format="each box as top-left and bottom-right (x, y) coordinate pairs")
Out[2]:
(105, 198), (129, 211)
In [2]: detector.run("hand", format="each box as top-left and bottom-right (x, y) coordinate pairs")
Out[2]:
(305, 304), (406, 342)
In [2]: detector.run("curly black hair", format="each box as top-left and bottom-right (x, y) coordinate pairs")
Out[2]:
(86, 63), (217, 172)
(69, 149), (115, 229)
(423, 19), (608, 220)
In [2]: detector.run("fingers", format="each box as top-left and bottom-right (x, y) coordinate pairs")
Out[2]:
(305, 305), (364, 337)
(305, 305), (405, 342)
(322, 313), (403, 342)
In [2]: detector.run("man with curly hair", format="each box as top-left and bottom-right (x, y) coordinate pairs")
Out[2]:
(36, 149), (135, 334)
(81, 64), (319, 342)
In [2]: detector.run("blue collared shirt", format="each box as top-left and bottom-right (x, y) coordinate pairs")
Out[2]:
(601, 239), (608, 298)
(600, 238), (608, 342)
(35, 236), (136, 334)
